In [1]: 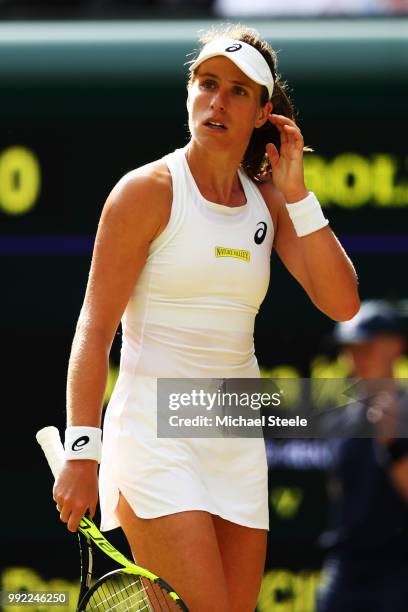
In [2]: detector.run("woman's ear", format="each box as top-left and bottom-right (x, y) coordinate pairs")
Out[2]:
(255, 101), (273, 128)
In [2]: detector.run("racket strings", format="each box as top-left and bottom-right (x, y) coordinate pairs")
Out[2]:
(84, 572), (179, 611)
(93, 578), (152, 612)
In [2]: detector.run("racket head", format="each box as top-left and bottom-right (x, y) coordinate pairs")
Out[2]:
(78, 568), (188, 611)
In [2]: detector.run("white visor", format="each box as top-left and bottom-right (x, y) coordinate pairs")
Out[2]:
(188, 38), (274, 99)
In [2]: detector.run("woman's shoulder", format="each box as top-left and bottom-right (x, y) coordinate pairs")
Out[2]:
(114, 158), (173, 204)
(101, 159), (173, 241)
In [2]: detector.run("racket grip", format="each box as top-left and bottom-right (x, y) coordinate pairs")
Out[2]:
(36, 426), (66, 479)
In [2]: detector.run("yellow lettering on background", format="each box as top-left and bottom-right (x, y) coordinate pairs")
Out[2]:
(329, 154), (371, 207)
(270, 487), (303, 519)
(304, 155), (329, 206)
(304, 152), (408, 208)
(104, 363), (119, 405)
(0, 146), (41, 215)
(372, 155), (397, 206)
(258, 570), (320, 611)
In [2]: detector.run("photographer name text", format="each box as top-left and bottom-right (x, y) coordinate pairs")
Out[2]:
(168, 415), (308, 428)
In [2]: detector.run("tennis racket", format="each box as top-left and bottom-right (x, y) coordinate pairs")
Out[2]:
(36, 426), (189, 611)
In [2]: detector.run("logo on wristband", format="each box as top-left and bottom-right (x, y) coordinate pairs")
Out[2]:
(72, 435), (90, 452)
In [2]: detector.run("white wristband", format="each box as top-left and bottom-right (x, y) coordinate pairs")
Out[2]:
(286, 192), (329, 237)
(64, 426), (102, 463)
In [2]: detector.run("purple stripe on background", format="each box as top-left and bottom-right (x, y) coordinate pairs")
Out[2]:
(0, 235), (94, 256)
(0, 234), (408, 256)
(339, 234), (408, 254)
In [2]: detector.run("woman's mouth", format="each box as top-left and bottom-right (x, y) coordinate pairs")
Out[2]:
(204, 121), (227, 130)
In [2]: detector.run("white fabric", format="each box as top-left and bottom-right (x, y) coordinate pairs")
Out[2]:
(188, 38), (274, 98)
(64, 426), (102, 462)
(286, 191), (328, 237)
(99, 147), (274, 531)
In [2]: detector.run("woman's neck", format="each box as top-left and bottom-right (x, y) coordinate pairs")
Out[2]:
(185, 141), (246, 206)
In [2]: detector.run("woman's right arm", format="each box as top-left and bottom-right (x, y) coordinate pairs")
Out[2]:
(53, 165), (171, 532)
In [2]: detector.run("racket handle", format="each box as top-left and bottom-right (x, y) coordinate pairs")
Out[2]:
(36, 426), (65, 479)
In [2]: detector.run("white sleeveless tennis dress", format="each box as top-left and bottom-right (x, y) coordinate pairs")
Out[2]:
(99, 147), (274, 531)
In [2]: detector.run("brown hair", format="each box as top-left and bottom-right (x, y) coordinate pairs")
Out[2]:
(188, 24), (300, 182)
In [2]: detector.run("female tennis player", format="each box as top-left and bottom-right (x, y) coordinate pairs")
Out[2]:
(53, 24), (360, 611)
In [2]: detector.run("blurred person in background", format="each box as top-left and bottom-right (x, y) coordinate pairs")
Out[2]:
(317, 300), (408, 612)
(388, 0), (408, 13)
(214, 0), (388, 18)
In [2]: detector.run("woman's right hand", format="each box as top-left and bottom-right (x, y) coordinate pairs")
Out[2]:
(53, 460), (99, 532)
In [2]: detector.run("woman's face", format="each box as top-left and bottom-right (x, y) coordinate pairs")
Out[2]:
(187, 56), (271, 154)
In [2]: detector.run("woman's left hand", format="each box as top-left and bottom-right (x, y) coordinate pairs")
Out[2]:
(266, 114), (308, 203)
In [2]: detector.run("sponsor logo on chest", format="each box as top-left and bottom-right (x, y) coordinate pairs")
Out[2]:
(215, 246), (251, 262)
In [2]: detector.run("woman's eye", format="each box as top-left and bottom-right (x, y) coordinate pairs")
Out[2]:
(202, 79), (216, 89)
(233, 86), (247, 96)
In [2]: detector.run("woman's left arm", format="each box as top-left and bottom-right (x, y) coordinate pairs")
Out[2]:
(263, 114), (360, 322)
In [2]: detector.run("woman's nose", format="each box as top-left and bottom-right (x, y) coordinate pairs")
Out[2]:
(210, 90), (226, 112)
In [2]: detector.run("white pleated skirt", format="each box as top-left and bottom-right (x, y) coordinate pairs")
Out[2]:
(99, 373), (269, 532)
